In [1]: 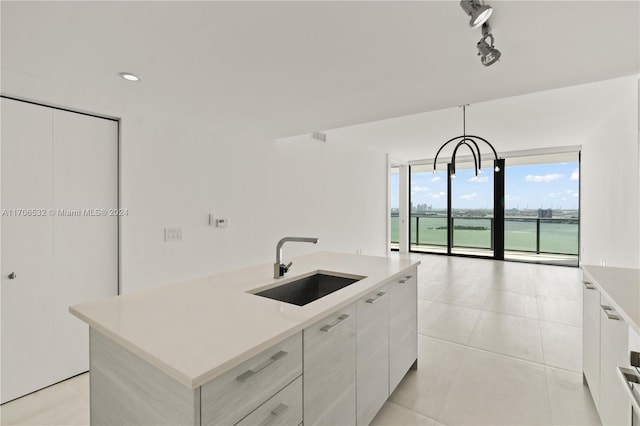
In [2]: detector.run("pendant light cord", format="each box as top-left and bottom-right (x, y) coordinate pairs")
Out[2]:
(462, 105), (466, 138)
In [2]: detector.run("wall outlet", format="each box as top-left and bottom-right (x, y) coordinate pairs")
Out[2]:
(164, 227), (182, 242)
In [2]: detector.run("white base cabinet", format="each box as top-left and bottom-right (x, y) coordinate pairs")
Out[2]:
(389, 271), (418, 392)
(583, 281), (601, 410)
(599, 299), (631, 426)
(582, 270), (636, 426)
(304, 304), (357, 426)
(356, 285), (390, 425)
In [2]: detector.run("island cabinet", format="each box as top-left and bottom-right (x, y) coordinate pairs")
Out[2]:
(73, 254), (421, 426)
(356, 284), (390, 425)
(303, 303), (357, 426)
(389, 270), (418, 392)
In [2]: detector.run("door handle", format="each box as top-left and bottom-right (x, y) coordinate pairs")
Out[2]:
(8, 272), (16, 280)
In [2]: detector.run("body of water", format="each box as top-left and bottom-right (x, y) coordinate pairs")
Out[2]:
(390, 216), (578, 255)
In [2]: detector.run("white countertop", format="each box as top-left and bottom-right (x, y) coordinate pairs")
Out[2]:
(70, 251), (419, 389)
(581, 265), (640, 334)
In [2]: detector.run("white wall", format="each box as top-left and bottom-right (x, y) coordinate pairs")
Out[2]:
(579, 77), (639, 268)
(1, 85), (387, 293)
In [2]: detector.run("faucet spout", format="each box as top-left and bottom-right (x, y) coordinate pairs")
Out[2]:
(274, 236), (319, 279)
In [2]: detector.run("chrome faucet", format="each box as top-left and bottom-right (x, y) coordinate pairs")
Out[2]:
(274, 236), (319, 278)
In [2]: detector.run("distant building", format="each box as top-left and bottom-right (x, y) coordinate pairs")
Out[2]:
(538, 208), (553, 218)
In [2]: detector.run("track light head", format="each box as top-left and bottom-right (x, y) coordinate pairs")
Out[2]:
(477, 23), (501, 66)
(460, 0), (493, 29)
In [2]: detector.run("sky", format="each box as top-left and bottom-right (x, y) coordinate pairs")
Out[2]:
(391, 162), (580, 210)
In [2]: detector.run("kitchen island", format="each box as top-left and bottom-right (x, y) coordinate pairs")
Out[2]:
(70, 251), (420, 425)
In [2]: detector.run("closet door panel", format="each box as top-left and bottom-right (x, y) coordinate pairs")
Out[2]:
(1, 98), (55, 403)
(51, 110), (118, 381)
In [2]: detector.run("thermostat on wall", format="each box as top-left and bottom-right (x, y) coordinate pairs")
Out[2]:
(215, 218), (228, 228)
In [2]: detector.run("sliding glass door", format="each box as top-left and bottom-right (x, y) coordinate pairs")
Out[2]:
(450, 164), (494, 257)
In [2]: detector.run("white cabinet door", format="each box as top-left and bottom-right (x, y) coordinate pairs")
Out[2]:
(51, 109), (118, 382)
(389, 268), (418, 392)
(583, 281), (601, 410)
(599, 301), (631, 426)
(303, 304), (356, 426)
(356, 285), (389, 425)
(1, 98), (118, 403)
(1, 98), (55, 403)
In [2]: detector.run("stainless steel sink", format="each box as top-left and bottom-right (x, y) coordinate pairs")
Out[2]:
(251, 272), (365, 306)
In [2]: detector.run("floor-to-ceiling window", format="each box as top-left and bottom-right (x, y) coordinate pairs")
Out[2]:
(503, 153), (579, 266)
(408, 152), (580, 266)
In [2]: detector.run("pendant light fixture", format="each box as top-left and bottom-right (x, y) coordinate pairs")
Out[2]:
(432, 105), (501, 177)
(432, 105), (506, 260)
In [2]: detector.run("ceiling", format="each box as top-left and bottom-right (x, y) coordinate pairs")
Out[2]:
(1, 1), (638, 140)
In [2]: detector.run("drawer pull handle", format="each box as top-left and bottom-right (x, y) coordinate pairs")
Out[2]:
(600, 305), (620, 320)
(366, 292), (386, 304)
(398, 279), (406, 284)
(236, 350), (288, 382)
(583, 282), (595, 290)
(320, 314), (350, 332)
(260, 403), (289, 426)
(405, 275), (413, 279)
(616, 367), (640, 414)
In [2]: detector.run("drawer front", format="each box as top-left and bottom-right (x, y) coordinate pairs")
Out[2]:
(389, 268), (418, 392)
(236, 376), (302, 426)
(356, 285), (390, 425)
(304, 303), (356, 426)
(201, 332), (302, 426)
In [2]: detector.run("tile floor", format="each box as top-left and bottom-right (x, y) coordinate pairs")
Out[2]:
(1, 254), (600, 426)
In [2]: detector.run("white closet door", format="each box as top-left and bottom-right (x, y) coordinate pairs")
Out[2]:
(1, 98), (55, 403)
(1, 98), (118, 403)
(51, 109), (118, 382)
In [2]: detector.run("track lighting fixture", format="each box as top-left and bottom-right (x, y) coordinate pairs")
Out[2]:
(477, 23), (501, 66)
(460, 0), (493, 29)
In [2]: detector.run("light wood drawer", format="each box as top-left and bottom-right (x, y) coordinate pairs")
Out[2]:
(201, 332), (302, 426)
(236, 376), (302, 426)
(304, 303), (356, 426)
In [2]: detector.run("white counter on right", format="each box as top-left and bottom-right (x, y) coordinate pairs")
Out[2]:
(581, 264), (640, 425)
(582, 265), (640, 334)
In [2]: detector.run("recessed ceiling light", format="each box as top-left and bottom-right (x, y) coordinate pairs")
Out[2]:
(119, 72), (140, 82)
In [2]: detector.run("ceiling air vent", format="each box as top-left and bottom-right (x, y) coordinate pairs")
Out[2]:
(312, 132), (327, 142)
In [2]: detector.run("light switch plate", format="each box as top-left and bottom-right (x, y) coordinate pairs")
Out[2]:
(164, 227), (182, 242)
